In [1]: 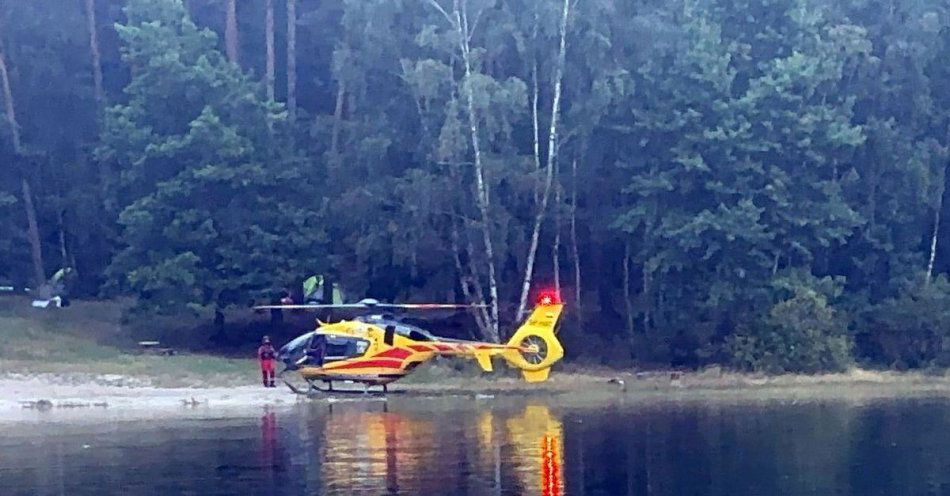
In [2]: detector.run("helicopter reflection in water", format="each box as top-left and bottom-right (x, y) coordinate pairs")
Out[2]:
(316, 404), (436, 494)
(307, 402), (564, 495)
(505, 405), (565, 496)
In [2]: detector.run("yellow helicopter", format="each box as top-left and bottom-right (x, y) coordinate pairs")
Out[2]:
(255, 291), (565, 394)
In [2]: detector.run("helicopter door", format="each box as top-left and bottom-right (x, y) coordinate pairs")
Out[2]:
(322, 335), (370, 363)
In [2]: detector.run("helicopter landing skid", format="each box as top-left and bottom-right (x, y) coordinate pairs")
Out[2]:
(282, 378), (391, 397)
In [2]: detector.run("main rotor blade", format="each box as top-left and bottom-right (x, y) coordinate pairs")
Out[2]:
(374, 303), (488, 309)
(253, 303), (488, 311)
(253, 304), (368, 310)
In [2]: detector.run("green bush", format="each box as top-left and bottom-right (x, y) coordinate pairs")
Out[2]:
(857, 276), (950, 369)
(726, 286), (852, 374)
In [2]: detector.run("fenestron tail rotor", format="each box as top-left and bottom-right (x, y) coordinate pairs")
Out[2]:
(519, 335), (550, 365)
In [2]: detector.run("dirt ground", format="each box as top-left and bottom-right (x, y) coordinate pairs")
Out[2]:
(6, 367), (950, 424)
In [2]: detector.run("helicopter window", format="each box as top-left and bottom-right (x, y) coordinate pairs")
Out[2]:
(393, 324), (434, 341)
(322, 335), (370, 362)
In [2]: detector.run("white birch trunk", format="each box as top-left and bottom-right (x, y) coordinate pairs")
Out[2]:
(451, 221), (493, 340)
(57, 208), (69, 266)
(225, 0), (239, 66)
(570, 157), (582, 322)
(329, 79), (346, 170)
(515, 0), (571, 320)
(927, 164), (947, 284)
(265, 0), (275, 101)
(21, 179), (45, 287)
(553, 160), (562, 294)
(623, 244), (635, 347)
(84, 0), (104, 109)
(453, 0), (500, 339)
(531, 62), (541, 205)
(286, 0), (297, 122)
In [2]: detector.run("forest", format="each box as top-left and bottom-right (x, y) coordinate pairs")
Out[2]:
(0, 0), (948, 372)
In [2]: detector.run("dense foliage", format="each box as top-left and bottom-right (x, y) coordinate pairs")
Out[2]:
(0, 0), (948, 371)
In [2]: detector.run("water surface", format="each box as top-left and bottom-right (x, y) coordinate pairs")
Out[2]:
(2, 395), (950, 495)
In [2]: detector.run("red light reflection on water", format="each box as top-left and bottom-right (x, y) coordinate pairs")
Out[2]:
(540, 434), (560, 496)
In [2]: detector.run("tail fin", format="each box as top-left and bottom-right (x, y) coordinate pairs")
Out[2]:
(503, 303), (565, 382)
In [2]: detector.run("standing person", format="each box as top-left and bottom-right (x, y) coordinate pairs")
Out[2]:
(258, 336), (277, 388)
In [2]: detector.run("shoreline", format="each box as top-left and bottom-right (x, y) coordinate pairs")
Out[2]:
(4, 367), (950, 423)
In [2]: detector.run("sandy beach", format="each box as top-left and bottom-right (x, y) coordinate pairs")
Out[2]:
(7, 367), (950, 425)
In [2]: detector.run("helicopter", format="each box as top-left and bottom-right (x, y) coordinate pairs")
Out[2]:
(254, 291), (565, 394)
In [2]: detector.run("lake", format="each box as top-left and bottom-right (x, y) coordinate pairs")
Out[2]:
(2, 394), (949, 495)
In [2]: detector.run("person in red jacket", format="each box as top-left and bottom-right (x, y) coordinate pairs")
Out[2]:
(257, 336), (277, 388)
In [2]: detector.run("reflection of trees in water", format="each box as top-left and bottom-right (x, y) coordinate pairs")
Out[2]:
(10, 401), (950, 495)
(846, 401), (950, 496)
(306, 402), (565, 495)
(561, 401), (950, 496)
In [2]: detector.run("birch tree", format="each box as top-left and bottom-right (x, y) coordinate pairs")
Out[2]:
(224, 0), (239, 66)
(84, 0), (104, 109)
(516, 0), (572, 320)
(286, 0), (297, 122)
(0, 34), (44, 287)
(265, 0), (275, 101)
(423, 0), (502, 340)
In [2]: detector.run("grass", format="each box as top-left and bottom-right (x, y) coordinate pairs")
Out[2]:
(4, 294), (950, 398)
(0, 295), (257, 387)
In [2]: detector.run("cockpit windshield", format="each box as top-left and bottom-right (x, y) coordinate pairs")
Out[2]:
(277, 331), (316, 370)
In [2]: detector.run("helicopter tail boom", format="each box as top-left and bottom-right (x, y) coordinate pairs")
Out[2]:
(423, 302), (564, 381)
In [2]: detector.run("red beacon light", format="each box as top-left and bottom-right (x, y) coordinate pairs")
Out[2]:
(537, 290), (561, 306)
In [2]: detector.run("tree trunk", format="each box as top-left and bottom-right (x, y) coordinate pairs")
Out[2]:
(84, 0), (104, 109)
(57, 208), (69, 266)
(286, 0), (297, 122)
(0, 38), (20, 153)
(642, 265), (651, 337)
(515, 0), (571, 320)
(570, 157), (582, 323)
(329, 78), (346, 171)
(21, 179), (45, 287)
(451, 220), (492, 340)
(531, 62), (541, 205)
(0, 36), (45, 287)
(623, 243), (635, 350)
(927, 163), (947, 284)
(265, 0), (275, 101)
(553, 160), (561, 295)
(453, 0), (500, 339)
(225, 0), (239, 66)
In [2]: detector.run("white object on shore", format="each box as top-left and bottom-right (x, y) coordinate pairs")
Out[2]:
(31, 296), (62, 308)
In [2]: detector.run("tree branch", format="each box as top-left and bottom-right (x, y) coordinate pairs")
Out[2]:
(423, 0), (455, 26)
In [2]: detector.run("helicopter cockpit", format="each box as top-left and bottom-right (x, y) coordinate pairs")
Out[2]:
(277, 331), (370, 370)
(276, 317), (437, 371)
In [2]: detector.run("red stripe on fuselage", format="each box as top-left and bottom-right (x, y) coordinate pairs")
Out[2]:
(410, 345), (434, 352)
(325, 359), (404, 370)
(374, 348), (412, 360)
